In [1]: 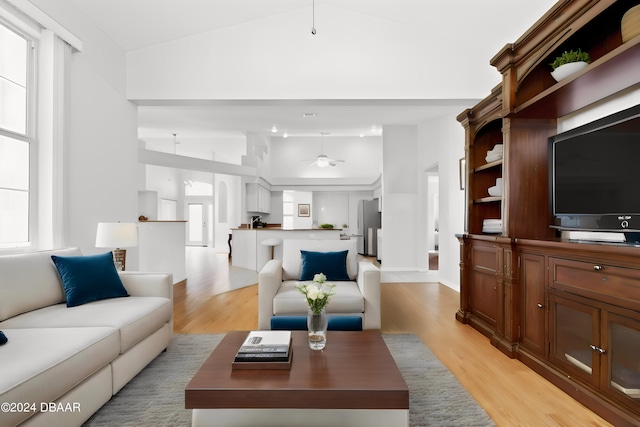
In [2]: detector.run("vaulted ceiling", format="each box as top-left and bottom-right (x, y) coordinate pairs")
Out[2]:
(62, 0), (557, 180)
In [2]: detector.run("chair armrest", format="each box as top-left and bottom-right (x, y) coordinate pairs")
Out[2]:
(258, 259), (283, 330)
(357, 261), (381, 330)
(118, 271), (173, 301)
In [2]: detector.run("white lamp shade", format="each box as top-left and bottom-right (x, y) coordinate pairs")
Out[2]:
(95, 223), (138, 248)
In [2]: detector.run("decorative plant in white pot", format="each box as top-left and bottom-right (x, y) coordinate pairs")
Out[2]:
(550, 49), (590, 82)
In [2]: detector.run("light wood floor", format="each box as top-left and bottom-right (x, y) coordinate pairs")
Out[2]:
(173, 249), (613, 427)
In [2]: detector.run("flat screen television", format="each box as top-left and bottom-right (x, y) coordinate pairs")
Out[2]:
(549, 104), (640, 234)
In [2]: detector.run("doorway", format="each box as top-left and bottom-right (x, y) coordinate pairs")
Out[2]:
(184, 178), (214, 247)
(426, 166), (439, 271)
(186, 202), (205, 246)
(186, 200), (213, 247)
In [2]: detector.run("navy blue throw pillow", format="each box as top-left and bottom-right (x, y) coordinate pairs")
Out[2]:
(299, 250), (350, 281)
(51, 252), (129, 307)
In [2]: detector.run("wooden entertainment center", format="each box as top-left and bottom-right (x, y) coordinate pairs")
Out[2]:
(456, 1), (640, 425)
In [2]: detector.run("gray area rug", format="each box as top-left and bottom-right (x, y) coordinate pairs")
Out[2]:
(84, 334), (494, 427)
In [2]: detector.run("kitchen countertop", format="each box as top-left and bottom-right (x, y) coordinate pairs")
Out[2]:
(230, 227), (343, 271)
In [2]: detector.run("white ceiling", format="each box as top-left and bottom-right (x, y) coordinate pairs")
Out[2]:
(63, 0), (558, 164)
(64, 0), (554, 53)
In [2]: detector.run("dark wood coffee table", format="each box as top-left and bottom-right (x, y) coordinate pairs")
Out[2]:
(185, 330), (409, 426)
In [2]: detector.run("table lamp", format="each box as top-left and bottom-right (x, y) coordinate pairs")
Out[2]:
(95, 222), (138, 270)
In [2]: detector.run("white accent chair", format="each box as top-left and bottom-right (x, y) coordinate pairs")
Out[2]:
(258, 239), (381, 330)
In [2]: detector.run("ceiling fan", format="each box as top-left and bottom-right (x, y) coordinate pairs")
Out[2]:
(306, 132), (345, 167)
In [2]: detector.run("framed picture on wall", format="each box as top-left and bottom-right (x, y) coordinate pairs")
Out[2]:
(298, 204), (310, 217)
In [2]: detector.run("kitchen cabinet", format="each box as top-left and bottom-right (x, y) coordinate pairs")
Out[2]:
(246, 183), (271, 213)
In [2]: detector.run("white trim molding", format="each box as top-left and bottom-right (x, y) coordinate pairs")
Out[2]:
(5, 0), (82, 51)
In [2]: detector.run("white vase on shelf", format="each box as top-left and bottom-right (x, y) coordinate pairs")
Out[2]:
(550, 61), (588, 82)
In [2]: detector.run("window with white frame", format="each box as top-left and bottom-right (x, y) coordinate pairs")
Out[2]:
(282, 191), (294, 229)
(0, 22), (34, 248)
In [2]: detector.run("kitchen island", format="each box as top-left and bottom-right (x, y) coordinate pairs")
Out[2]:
(138, 220), (187, 284)
(231, 227), (342, 272)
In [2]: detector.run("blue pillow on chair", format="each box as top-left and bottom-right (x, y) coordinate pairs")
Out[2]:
(51, 252), (129, 307)
(299, 250), (349, 281)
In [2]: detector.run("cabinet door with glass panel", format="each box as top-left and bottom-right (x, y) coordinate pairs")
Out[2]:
(549, 292), (640, 414)
(549, 293), (600, 387)
(601, 311), (640, 414)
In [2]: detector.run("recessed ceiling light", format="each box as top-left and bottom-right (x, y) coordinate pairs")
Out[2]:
(271, 125), (277, 133)
(359, 133), (364, 138)
(302, 113), (317, 118)
(283, 132), (288, 138)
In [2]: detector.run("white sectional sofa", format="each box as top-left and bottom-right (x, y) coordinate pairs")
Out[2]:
(0, 248), (173, 427)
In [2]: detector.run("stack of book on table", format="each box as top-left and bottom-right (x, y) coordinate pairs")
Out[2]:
(232, 330), (293, 370)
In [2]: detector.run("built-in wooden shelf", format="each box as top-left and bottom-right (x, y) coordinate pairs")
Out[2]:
(474, 159), (503, 173)
(514, 37), (640, 119)
(457, 2), (640, 425)
(473, 196), (502, 204)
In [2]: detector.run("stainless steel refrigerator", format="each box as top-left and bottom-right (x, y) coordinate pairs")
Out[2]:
(357, 199), (381, 256)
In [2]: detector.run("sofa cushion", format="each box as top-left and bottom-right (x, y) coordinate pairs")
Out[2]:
(0, 327), (119, 427)
(299, 250), (350, 281)
(0, 247), (81, 321)
(282, 239), (358, 281)
(51, 252), (129, 307)
(273, 280), (364, 315)
(0, 296), (172, 353)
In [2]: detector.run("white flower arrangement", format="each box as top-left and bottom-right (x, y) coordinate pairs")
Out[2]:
(312, 273), (326, 283)
(297, 272), (336, 314)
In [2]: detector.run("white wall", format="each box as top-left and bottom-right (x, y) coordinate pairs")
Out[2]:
(291, 191), (313, 229)
(266, 189), (373, 234)
(268, 191), (283, 226)
(313, 192), (349, 229)
(144, 165), (181, 204)
(126, 3), (557, 101)
(381, 125), (420, 269)
(28, 0), (139, 267)
(270, 136), (382, 185)
(419, 115), (467, 290)
(378, 112), (467, 288)
(244, 132), (271, 182)
(214, 173), (241, 250)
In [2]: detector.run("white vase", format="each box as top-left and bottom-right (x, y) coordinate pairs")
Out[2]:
(550, 61), (589, 82)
